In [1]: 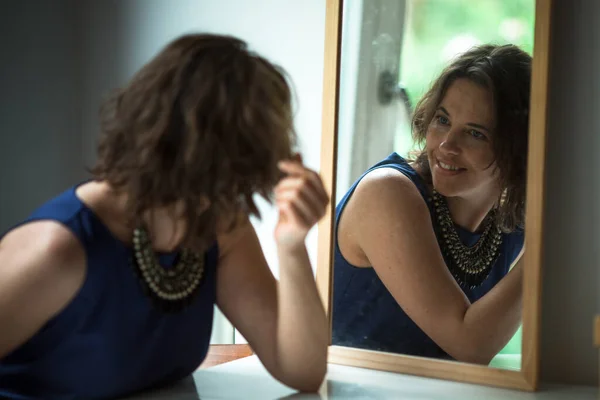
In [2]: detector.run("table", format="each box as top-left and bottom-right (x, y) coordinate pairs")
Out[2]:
(126, 355), (597, 399)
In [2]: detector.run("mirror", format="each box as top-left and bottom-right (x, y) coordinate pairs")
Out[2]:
(317, 0), (551, 391)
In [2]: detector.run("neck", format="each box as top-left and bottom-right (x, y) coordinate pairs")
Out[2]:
(445, 193), (497, 233)
(92, 181), (183, 252)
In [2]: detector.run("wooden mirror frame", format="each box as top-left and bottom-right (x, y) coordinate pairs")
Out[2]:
(316, 0), (552, 391)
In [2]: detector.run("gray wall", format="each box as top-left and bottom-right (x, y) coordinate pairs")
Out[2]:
(78, 1), (129, 168)
(540, 0), (599, 386)
(0, 1), (84, 232)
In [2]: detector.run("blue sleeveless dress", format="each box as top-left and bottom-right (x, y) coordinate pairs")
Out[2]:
(332, 153), (523, 359)
(0, 183), (220, 399)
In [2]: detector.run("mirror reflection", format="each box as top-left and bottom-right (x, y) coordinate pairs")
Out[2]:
(331, 0), (535, 370)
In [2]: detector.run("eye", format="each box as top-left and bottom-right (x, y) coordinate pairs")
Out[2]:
(469, 129), (486, 140)
(436, 115), (450, 125)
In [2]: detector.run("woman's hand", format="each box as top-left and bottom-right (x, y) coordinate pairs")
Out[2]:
(274, 157), (329, 249)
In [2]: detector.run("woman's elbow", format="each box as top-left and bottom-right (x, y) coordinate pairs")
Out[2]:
(452, 347), (493, 366)
(460, 354), (492, 366)
(280, 362), (327, 393)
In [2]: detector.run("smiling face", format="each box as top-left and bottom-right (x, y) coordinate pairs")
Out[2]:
(426, 78), (501, 203)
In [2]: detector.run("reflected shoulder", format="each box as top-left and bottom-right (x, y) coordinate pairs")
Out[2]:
(352, 167), (428, 216)
(338, 166), (432, 261)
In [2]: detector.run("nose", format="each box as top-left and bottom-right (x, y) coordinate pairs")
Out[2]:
(439, 128), (461, 156)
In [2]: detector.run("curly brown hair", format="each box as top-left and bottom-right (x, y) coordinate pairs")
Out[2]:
(90, 33), (297, 251)
(410, 44), (532, 232)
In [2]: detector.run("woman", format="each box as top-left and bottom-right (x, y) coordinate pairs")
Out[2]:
(0, 34), (329, 398)
(332, 44), (530, 364)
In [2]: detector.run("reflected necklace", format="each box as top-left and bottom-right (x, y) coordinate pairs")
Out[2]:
(431, 190), (503, 289)
(130, 227), (205, 313)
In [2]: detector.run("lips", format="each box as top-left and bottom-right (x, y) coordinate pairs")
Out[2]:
(435, 157), (466, 173)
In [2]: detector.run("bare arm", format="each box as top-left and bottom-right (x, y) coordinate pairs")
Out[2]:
(338, 168), (523, 364)
(0, 222), (86, 359)
(216, 161), (329, 392)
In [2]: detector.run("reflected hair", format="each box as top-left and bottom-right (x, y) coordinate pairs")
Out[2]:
(410, 44), (532, 232)
(90, 33), (297, 251)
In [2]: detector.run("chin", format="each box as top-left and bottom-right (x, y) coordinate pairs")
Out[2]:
(429, 161), (466, 194)
(431, 173), (464, 197)
(432, 182), (460, 198)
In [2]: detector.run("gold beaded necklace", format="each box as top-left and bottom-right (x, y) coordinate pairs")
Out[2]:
(431, 190), (503, 289)
(130, 227), (205, 312)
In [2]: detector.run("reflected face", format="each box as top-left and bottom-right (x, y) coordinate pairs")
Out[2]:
(426, 78), (500, 201)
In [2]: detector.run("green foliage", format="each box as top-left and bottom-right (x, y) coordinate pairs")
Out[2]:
(399, 0), (535, 111)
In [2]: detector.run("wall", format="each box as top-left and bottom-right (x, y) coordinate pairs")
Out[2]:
(539, 0), (599, 386)
(0, 0), (83, 233)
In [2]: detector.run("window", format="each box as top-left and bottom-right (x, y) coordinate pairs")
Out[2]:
(394, 0), (535, 159)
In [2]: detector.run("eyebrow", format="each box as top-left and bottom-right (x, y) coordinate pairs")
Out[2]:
(437, 106), (491, 133)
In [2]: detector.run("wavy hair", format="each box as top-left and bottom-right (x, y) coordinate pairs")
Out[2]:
(90, 33), (297, 250)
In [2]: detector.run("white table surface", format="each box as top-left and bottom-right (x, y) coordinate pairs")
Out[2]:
(125, 355), (597, 400)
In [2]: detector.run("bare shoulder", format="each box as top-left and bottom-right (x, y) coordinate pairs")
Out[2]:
(356, 167), (426, 207)
(338, 167), (431, 265)
(0, 221), (87, 357)
(0, 221), (86, 269)
(0, 221), (87, 299)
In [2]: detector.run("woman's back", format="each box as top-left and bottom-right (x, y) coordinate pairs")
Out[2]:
(0, 183), (219, 399)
